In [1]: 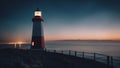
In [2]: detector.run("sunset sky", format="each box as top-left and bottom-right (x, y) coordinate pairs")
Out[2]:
(0, 0), (120, 43)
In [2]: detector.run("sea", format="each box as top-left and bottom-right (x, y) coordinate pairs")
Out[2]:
(0, 41), (120, 57)
(0, 40), (120, 68)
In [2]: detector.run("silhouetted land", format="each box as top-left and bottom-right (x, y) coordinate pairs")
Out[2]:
(0, 48), (110, 68)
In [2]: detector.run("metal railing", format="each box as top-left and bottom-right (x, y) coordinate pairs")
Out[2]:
(44, 48), (120, 68)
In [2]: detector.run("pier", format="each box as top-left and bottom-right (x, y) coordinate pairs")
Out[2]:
(0, 48), (119, 68)
(45, 49), (120, 68)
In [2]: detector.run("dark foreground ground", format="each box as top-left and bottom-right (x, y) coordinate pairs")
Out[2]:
(0, 49), (109, 68)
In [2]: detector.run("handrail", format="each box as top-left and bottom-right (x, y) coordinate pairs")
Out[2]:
(44, 48), (120, 68)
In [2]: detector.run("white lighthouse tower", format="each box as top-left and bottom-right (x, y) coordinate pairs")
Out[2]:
(31, 8), (45, 49)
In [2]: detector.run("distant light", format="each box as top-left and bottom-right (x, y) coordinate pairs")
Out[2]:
(17, 42), (23, 45)
(35, 11), (42, 16)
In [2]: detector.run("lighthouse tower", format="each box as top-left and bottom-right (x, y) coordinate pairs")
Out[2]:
(31, 8), (45, 49)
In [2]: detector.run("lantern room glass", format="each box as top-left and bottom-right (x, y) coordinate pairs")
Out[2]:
(35, 11), (42, 16)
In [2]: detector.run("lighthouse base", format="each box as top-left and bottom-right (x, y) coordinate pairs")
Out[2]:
(31, 36), (45, 49)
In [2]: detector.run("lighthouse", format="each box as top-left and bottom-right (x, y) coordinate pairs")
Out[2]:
(31, 8), (45, 49)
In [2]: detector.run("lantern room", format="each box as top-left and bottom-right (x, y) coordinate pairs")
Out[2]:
(34, 8), (42, 16)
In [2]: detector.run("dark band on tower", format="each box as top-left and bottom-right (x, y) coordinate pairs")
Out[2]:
(31, 8), (45, 49)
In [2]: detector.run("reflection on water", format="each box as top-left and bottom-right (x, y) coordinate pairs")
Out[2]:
(14, 43), (16, 48)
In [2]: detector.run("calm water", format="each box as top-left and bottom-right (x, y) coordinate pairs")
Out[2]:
(0, 41), (120, 57)
(45, 41), (120, 57)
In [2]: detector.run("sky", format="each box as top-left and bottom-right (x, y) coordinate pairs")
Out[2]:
(0, 0), (120, 43)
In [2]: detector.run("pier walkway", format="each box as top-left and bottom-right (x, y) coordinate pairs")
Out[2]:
(0, 49), (119, 68)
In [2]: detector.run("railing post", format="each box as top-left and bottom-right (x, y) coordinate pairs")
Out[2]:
(69, 50), (71, 55)
(61, 50), (63, 54)
(94, 53), (96, 61)
(110, 56), (113, 68)
(107, 56), (110, 68)
(82, 52), (84, 58)
(54, 50), (56, 53)
(44, 48), (46, 52)
(75, 51), (77, 57)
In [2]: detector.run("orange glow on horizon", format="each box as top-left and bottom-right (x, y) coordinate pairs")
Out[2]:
(1, 34), (120, 44)
(45, 34), (120, 41)
(17, 42), (23, 45)
(7, 41), (28, 44)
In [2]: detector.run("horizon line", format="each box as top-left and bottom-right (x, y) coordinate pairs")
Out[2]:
(1, 39), (120, 44)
